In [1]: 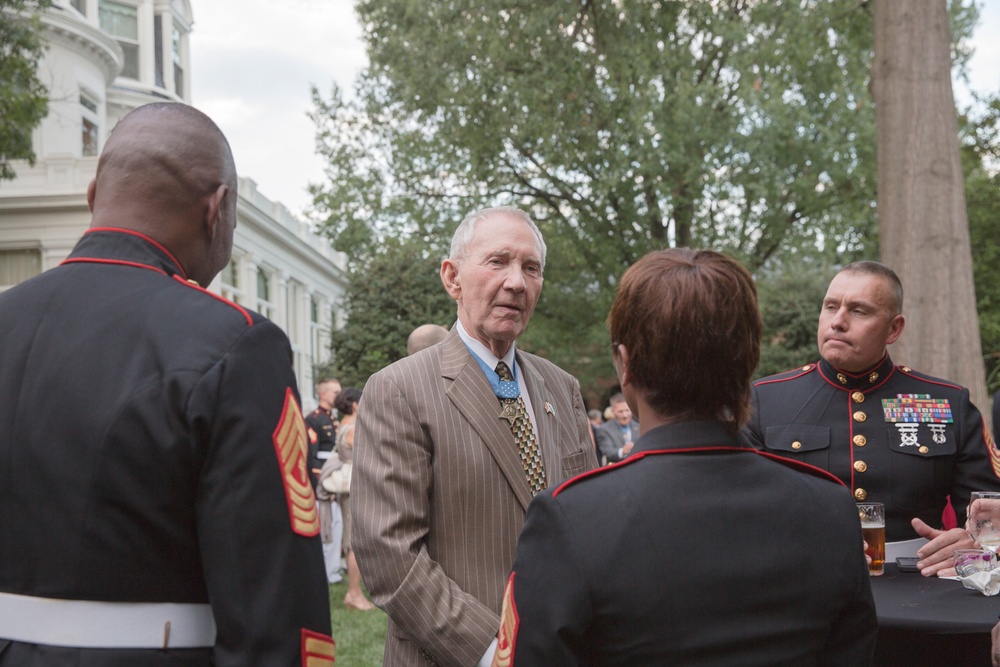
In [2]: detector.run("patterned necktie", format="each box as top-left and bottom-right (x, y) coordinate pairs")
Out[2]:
(495, 361), (546, 495)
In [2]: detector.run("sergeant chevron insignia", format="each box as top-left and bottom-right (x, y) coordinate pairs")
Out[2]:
(272, 388), (319, 537)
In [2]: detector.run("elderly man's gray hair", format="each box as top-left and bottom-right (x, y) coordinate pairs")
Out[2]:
(449, 206), (547, 269)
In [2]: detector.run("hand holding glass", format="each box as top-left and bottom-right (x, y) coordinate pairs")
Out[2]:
(858, 502), (885, 576)
(967, 492), (1000, 553)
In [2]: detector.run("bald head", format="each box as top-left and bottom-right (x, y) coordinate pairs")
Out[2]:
(407, 324), (449, 355)
(87, 103), (238, 286)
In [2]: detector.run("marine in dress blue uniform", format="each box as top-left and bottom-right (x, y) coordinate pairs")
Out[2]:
(0, 103), (334, 666)
(305, 405), (337, 487)
(495, 249), (876, 667)
(744, 354), (1000, 540)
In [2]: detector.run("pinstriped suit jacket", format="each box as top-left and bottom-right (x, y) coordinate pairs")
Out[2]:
(352, 328), (597, 667)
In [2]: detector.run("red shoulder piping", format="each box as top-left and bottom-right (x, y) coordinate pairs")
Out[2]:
(754, 364), (816, 387)
(895, 367), (964, 392)
(553, 446), (844, 498)
(172, 275), (254, 326)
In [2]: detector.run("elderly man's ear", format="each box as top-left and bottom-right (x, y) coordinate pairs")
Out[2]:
(440, 259), (462, 300)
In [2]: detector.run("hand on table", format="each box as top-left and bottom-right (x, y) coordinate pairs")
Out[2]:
(912, 518), (974, 577)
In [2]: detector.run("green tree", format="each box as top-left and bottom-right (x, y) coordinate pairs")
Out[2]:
(311, 0), (982, 394)
(320, 239), (455, 387)
(755, 265), (833, 378)
(963, 94), (1000, 395)
(1, 0), (50, 181)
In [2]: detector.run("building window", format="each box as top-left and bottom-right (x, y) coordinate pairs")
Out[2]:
(172, 24), (184, 97)
(99, 1), (139, 80)
(256, 267), (274, 320)
(0, 249), (42, 289)
(70, 0), (87, 14)
(220, 256), (242, 304)
(310, 296), (332, 365)
(154, 15), (164, 88)
(80, 91), (99, 157)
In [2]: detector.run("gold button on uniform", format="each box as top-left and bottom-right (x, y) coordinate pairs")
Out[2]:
(791, 441), (802, 450)
(919, 446), (929, 454)
(854, 488), (867, 501)
(852, 392), (865, 403)
(853, 435), (867, 447)
(853, 411), (867, 423)
(854, 460), (867, 473)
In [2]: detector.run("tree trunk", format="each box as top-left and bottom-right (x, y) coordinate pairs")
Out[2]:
(871, 0), (990, 425)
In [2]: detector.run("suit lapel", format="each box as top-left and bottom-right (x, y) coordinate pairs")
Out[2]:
(440, 331), (533, 511)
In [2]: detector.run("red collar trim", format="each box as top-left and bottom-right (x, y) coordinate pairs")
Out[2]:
(553, 446), (844, 498)
(59, 257), (168, 276)
(81, 227), (188, 279)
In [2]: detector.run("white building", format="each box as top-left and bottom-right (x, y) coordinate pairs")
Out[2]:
(0, 0), (347, 408)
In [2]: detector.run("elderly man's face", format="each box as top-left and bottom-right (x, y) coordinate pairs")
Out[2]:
(442, 214), (543, 358)
(611, 401), (632, 426)
(817, 271), (904, 373)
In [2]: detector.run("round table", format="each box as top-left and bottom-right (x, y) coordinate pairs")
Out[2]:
(870, 563), (997, 665)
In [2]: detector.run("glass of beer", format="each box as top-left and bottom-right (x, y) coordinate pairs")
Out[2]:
(858, 502), (885, 576)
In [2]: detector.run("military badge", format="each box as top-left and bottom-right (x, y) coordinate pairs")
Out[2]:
(882, 395), (952, 424)
(493, 573), (519, 667)
(272, 388), (320, 537)
(301, 628), (335, 666)
(985, 423), (1000, 478)
(895, 423), (920, 447)
(883, 394), (953, 452)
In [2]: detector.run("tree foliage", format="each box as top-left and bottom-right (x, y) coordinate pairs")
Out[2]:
(310, 0), (987, 398)
(963, 93), (1000, 394)
(755, 264), (833, 378)
(1, 0), (50, 181)
(319, 239), (455, 387)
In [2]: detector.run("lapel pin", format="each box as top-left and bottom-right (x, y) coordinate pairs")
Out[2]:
(544, 401), (554, 416)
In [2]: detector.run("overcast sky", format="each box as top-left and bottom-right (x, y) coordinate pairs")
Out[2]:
(190, 1), (1000, 219)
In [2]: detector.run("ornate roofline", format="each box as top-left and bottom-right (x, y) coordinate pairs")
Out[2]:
(41, 7), (123, 85)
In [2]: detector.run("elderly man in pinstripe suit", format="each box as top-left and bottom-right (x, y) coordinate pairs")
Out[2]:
(352, 206), (597, 667)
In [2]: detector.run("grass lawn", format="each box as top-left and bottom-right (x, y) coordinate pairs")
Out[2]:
(329, 581), (387, 666)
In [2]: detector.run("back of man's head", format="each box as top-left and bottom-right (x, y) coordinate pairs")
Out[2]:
(407, 324), (449, 355)
(88, 103), (237, 286)
(92, 103), (235, 218)
(607, 248), (761, 432)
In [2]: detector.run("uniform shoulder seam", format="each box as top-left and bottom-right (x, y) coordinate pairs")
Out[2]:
(754, 364), (816, 387)
(171, 275), (254, 326)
